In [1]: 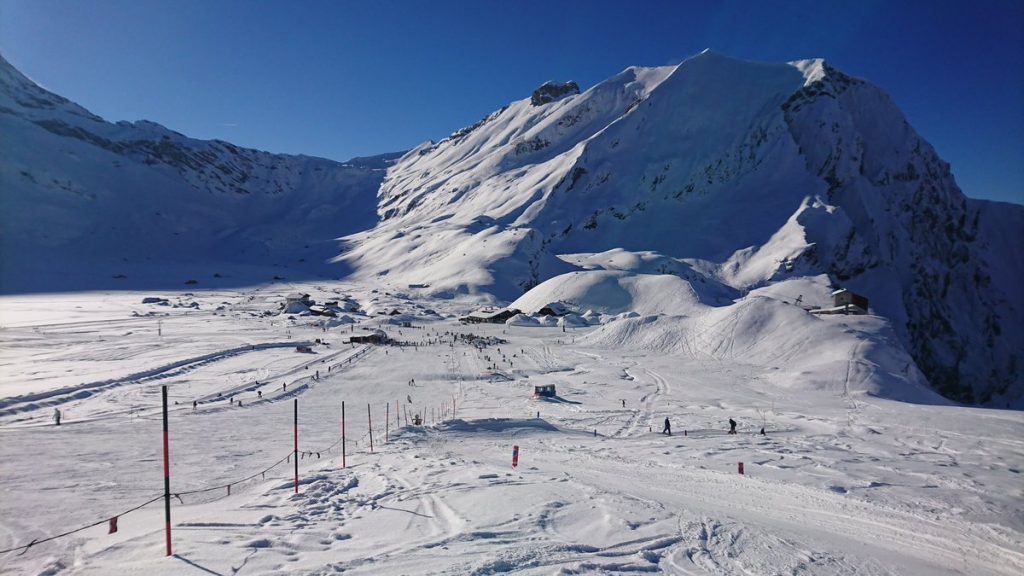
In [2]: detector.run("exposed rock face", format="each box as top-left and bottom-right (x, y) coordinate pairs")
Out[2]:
(530, 81), (580, 106)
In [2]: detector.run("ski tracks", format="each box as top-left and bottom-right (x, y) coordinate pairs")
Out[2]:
(615, 366), (670, 438)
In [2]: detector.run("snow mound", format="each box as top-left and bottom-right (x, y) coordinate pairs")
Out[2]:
(511, 270), (717, 317)
(558, 314), (588, 328)
(506, 313), (540, 326)
(323, 316), (356, 328)
(583, 296), (945, 404)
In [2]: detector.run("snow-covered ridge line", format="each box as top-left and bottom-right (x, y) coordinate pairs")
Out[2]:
(0, 53), (396, 293)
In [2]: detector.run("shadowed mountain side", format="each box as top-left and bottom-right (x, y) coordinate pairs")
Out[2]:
(0, 53), (396, 294)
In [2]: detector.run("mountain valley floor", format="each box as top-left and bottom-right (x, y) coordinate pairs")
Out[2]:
(0, 281), (1021, 575)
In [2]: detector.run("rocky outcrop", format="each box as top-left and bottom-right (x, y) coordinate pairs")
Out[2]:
(530, 81), (580, 106)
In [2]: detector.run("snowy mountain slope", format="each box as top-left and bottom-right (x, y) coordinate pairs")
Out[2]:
(506, 268), (939, 404)
(338, 50), (1023, 407)
(0, 53), (397, 293)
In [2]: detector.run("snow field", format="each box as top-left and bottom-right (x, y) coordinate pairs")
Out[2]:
(0, 285), (1021, 575)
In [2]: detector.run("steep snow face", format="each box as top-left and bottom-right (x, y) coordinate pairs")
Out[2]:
(0, 54), (395, 292)
(340, 51), (1023, 407)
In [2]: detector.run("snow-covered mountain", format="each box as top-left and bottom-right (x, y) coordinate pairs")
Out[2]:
(0, 53), (396, 292)
(337, 50), (1023, 407)
(3, 50), (1020, 407)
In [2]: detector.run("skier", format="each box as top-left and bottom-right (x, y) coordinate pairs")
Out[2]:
(192, 400), (197, 411)
(53, 408), (61, 426)
(258, 390), (262, 399)
(662, 416), (671, 436)
(621, 399), (626, 408)
(728, 418), (737, 435)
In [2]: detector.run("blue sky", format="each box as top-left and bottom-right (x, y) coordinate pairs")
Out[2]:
(1, 0), (1021, 204)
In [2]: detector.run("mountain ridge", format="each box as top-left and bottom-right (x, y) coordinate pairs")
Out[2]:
(0, 52), (396, 292)
(337, 51), (1023, 407)
(1, 51), (1021, 407)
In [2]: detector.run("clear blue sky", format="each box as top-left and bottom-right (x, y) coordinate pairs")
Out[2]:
(1, 0), (1021, 204)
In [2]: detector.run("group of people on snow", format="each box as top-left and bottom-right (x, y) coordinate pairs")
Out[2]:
(661, 416), (742, 436)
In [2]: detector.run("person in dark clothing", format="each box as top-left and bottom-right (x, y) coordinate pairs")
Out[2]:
(662, 417), (671, 436)
(728, 418), (737, 434)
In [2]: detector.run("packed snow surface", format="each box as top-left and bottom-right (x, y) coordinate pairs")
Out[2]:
(0, 282), (1021, 575)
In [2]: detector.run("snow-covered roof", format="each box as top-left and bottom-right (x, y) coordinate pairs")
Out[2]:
(467, 308), (516, 319)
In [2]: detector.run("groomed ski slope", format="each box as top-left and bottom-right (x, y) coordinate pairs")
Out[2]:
(0, 283), (1021, 575)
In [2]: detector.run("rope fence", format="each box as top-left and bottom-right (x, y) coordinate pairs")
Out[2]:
(1, 328), (476, 559)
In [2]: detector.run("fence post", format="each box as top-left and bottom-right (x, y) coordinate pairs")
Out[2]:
(162, 385), (172, 557)
(368, 403), (374, 453)
(342, 401), (346, 469)
(294, 398), (299, 494)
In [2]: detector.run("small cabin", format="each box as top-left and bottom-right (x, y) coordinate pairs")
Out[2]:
(460, 308), (520, 324)
(832, 289), (869, 314)
(295, 345), (313, 353)
(349, 330), (386, 345)
(533, 384), (556, 399)
(286, 292), (313, 306)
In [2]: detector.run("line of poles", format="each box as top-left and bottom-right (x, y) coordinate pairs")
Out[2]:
(159, 386), (458, 556)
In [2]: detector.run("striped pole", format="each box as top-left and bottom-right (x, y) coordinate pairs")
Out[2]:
(294, 398), (298, 494)
(162, 385), (172, 556)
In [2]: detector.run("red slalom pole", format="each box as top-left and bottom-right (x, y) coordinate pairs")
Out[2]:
(342, 401), (346, 468)
(294, 398), (299, 494)
(368, 403), (374, 453)
(161, 385), (172, 556)
(512, 445), (519, 468)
